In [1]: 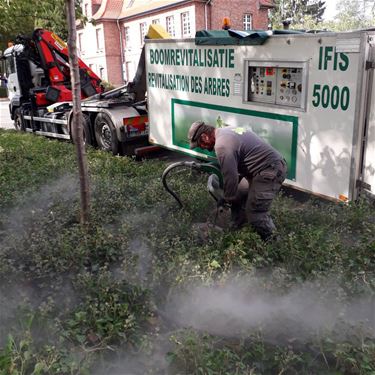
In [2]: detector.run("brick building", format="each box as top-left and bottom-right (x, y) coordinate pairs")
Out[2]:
(77, 0), (274, 86)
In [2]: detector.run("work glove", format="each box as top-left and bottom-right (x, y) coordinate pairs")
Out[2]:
(207, 174), (224, 200)
(217, 197), (227, 208)
(216, 198), (231, 214)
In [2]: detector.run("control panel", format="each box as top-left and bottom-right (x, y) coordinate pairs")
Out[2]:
(246, 62), (306, 109)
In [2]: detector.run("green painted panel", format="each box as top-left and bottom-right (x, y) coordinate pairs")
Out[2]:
(171, 99), (298, 180)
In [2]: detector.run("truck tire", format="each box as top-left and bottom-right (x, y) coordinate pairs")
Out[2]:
(94, 113), (119, 155)
(14, 108), (25, 131)
(71, 114), (94, 147)
(82, 114), (95, 147)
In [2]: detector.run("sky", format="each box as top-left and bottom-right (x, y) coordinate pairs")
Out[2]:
(323, 0), (339, 20)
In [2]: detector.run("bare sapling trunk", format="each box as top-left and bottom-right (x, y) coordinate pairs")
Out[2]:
(65, 0), (90, 224)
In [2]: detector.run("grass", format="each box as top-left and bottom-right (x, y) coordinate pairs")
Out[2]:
(0, 128), (374, 374)
(0, 88), (7, 98)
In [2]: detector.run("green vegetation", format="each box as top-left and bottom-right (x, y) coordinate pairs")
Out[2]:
(0, 0), (85, 50)
(323, 0), (375, 32)
(270, 0), (375, 32)
(0, 129), (374, 374)
(270, 0), (326, 28)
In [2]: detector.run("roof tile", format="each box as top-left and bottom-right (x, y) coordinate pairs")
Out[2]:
(101, 0), (124, 18)
(93, 0), (188, 20)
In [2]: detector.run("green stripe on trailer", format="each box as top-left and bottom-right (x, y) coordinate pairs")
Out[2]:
(171, 98), (298, 180)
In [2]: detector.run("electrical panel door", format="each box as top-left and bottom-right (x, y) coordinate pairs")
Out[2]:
(276, 67), (303, 107)
(248, 66), (277, 104)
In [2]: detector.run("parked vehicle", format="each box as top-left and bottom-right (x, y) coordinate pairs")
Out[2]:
(2, 26), (169, 155)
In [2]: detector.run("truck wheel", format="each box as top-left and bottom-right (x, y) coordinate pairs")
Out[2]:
(14, 108), (25, 131)
(71, 114), (94, 146)
(94, 113), (119, 155)
(82, 114), (95, 147)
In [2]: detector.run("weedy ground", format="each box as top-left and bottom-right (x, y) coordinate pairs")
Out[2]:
(0, 129), (374, 375)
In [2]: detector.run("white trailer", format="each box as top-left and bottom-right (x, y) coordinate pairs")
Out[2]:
(146, 29), (375, 202)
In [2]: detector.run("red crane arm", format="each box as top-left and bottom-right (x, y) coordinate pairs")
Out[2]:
(32, 29), (103, 104)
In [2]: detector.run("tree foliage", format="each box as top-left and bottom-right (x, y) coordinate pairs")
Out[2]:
(0, 0), (85, 50)
(269, 0), (326, 29)
(324, 0), (375, 31)
(270, 0), (375, 31)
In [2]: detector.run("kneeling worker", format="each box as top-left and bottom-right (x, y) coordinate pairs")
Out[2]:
(188, 121), (287, 240)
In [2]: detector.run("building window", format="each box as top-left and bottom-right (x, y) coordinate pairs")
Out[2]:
(78, 33), (84, 53)
(5, 56), (15, 76)
(84, 3), (88, 16)
(99, 67), (105, 79)
(96, 28), (103, 51)
(126, 61), (132, 82)
(152, 19), (160, 24)
(124, 26), (130, 47)
(126, 0), (135, 8)
(181, 12), (191, 37)
(140, 22), (147, 44)
(166, 16), (175, 37)
(243, 13), (252, 30)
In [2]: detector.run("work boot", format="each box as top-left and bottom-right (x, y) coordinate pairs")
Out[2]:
(249, 216), (277, 241)
(263, 232), (281, 243)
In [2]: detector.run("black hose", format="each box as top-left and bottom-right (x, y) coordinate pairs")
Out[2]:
(161, 160), (221, 209)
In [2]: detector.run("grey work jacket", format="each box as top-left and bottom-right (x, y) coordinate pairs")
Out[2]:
(214, 128), (284, 201)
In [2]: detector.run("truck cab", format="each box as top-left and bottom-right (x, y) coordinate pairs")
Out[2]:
(3, 45), (23, 106)
(3, 44), (45, 120)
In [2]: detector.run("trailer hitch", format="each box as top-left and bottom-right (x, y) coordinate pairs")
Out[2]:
(162, 161), (222, 209)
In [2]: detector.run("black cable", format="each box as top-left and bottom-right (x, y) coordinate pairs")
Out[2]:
(161, 161), (221, 209)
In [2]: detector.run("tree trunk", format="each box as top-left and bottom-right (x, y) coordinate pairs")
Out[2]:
(65, 0), (90, 224)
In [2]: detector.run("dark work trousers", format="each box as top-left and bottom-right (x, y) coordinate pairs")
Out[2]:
(231, 159), (287, 240)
